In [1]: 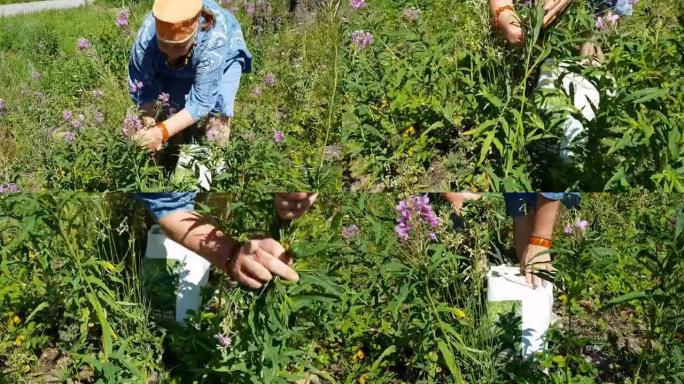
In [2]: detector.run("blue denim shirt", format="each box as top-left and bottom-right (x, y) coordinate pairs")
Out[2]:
(133, 193), (198, 222)
(128, 0), (252, 121)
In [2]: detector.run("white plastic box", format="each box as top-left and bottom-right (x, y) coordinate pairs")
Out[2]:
(142, 224), (211, 325)
(487, 265), (554, 360)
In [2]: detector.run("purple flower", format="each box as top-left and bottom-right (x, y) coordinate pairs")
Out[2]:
(273, 130), (285, 144)
(395, 221), (412, 241)
(264, 73), (276, 87)
(395, 194), (440, 241)
(342, 224), (360, 239)
(564, 223), (574, 234)
(63, 110), (73, 121)
(116, 9), (129, 29)
(214, 333), (232, 348)
(607, 12), (620, 25)
(65, 131), (76, 144)
(70, 119), (82, 130)
(412, 194), (440, 228)
(251, 86), (262, 97)
(77, 38), (92, 51)
(94, 111), (104, 124)
(157, 92), (170, 106)
(130, 80), (144, 93)
(30, 71), (41, 81)
(246, 2), (255, 16)
(597, 11), (619, 31)
(402, 8), (422, 22)
(352, 30), (374, 50)
(350, 0), (366, 10)
(0, 183), (19, 193)
(0, 98), (5, 113)
(123, 113), (143, 137)
(575, 219), (589, 232)
(92, 89), (104, 99)
(596, 16), (605, 30)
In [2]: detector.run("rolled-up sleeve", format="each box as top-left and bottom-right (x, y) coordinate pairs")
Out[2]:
(133, 193), (198, 222)
(128, 15), (162, 106)
(185, 35), (228, 121)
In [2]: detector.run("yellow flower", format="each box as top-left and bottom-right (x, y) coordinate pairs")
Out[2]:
(12, 315), (21, 326)
(15, 335), (27, 347)
(559, 294), (568, 304)
(103, 261), (116, 272)
(403, 126), (416, 138)
(352, 349), (365, 363)
(358, 374), (368, 384)
(453, 308), (466, 319)
(552, 355), (566, 366)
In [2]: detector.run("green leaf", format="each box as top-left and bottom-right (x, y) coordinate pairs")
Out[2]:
(625, 88), (669, 103)
(24, 301), (49, 323)
(437, 340), (465, 384)
(371, 345), (397, 371)
(479, 87), (504, 109)
(605, 291), (648, 306)
(86, 292), (112, 358)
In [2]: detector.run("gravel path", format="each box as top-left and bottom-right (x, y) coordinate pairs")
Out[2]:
(0, 0), (91, 17)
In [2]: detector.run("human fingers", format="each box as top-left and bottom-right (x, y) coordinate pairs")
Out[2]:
(255, 248), (299, 281)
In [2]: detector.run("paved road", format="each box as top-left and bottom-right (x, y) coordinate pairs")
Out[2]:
(0, 0), (91, 17)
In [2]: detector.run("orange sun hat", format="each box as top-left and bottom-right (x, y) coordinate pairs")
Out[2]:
(153, 0), (203, 43)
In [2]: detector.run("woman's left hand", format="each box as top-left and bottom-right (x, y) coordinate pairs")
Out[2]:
(133, 126), (164, 153)
(521, 243), (554, 288)
(543, 0), (573, 28)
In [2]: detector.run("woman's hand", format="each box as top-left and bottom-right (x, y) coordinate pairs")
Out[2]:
(275, 193), (318, 220)
(543, 0), (573, 28)
(497, 10), (525, 46)
(133, 126), (164, 153)
(142, 116), (156, 128)
(226, 238), (298, 289)
(521, 243), (554, 288)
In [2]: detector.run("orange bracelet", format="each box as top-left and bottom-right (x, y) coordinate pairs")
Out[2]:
(157, 122), (170, 144)
(493, 5), (515, 26)
(529, 236), (552, 249)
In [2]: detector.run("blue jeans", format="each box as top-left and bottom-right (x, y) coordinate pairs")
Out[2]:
(133, 193), (198, 222)
(504, 193), (580, 217)
(162, 61), (242, 118)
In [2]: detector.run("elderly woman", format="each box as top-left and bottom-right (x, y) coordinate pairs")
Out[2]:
(129, 0), (251, 152)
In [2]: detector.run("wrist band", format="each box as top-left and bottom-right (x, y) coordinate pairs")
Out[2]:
(529, 236), (552, 249)
(493, 5), (515, 26)
(157, 122), (170, 143)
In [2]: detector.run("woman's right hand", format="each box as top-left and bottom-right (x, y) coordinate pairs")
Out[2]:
(497, 10), (525, 46)
(226, 238), (299, 289)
